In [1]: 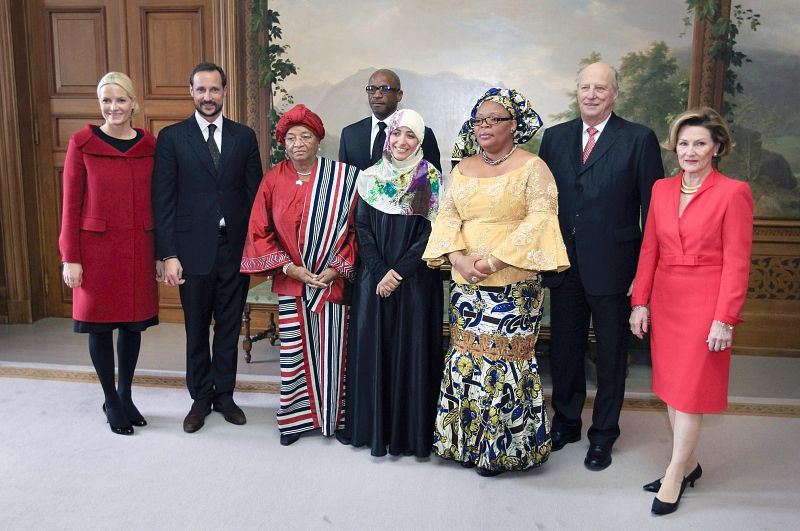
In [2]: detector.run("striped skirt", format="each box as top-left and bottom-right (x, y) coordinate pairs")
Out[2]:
(432, 278), (551, 471)
(276, 296), (347, 436)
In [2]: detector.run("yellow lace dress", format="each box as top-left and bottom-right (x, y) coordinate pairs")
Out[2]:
(422, 156), (569, 471)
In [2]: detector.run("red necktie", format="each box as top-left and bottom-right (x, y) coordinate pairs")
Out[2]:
(582, 127), (598, 164)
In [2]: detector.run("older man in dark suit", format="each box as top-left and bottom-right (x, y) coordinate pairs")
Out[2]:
(153, 62), (262, 433)
(538, 62), (664, 470)
(339, 68), (441, 172)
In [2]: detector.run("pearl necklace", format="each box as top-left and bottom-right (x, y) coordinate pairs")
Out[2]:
(481, 145), (516, 166)
(295, 168), (312, 185)
(680, 176), (702, 194)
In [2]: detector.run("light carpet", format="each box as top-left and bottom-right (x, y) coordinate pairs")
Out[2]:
(1, 377), (799, 530)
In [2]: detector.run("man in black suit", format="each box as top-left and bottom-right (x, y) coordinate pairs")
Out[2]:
(339, 68), (442, 172)
(153, 62), (262, 433)
(538, 62), (663, 470)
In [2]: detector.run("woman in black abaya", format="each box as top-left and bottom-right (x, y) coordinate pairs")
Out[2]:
(343, 109), (443, 457)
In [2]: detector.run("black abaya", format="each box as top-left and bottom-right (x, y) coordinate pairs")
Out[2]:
(345, 198), (443, 457)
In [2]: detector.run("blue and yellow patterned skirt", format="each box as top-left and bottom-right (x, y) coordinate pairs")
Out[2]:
(432, 278), (551, 471)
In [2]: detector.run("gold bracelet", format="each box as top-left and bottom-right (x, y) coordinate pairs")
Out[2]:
(486, 256), (498, 273)
(713, 319), (734, 331)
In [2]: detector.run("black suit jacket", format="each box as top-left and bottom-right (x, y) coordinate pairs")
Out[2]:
(538, 113), (663, 296)
(152, 115), (263, 275)
(338, 116), (442, 172)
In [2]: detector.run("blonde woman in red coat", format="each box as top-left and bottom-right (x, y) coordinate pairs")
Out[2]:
(59, 72), (163, 435)
(630, 107), (753, 515)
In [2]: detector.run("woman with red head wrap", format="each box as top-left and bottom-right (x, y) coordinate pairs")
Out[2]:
(241, 104), (359, 446)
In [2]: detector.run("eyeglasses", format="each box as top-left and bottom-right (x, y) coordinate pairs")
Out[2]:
(285, 134), (315, 145)
(470, 116), (514, 128)
(365, 85), (401, 95)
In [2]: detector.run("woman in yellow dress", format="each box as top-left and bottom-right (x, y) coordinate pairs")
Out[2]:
(422, 88), (569, 476)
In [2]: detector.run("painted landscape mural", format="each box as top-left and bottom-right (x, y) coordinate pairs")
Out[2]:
(270, 0), (800, 218)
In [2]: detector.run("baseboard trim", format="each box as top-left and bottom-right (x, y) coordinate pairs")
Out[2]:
(3, 365), (798, 418)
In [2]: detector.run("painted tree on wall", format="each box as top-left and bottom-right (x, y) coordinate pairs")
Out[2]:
(252, 2), (297, 165)
(686, 0), (761, 117)
(616, 42), (687, 142)
(548, 51), (603, 124)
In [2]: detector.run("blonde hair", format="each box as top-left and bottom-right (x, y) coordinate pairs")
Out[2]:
(97, 72), (140, 116)
(663, 106), (734, 157)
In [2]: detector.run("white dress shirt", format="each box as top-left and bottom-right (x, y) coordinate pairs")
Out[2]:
(195, 111), (224, 151)
(195, 111), (225, 226)
(370, 112), (395, 151)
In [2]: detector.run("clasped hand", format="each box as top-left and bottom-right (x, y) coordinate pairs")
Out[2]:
(377, 269), (402, 298)
(285, 263), (338, 289)
(449, 252), (497, 284)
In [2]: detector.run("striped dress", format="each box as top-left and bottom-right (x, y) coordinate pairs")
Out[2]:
(241, 157), (359, 435)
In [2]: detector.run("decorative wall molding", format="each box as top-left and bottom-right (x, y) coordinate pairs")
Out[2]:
(0, 0), (33, 323)
(738, 218), (800, 356)
(753, 219), (800, 243)
(44, 6), (108, 97)
(749, 256), (799, 300)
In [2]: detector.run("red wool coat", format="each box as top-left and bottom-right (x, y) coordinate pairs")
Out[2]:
(58, 125), (159, 323)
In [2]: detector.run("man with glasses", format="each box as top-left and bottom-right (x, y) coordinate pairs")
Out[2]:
(339, 68), (441, 172)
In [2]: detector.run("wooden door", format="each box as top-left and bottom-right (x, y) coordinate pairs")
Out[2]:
(35, 0), (214, 319)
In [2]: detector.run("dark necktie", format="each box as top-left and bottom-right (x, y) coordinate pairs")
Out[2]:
(207, 123), (220, 170)
(582, 126), (598, 164)
(371, 121), (387, 164)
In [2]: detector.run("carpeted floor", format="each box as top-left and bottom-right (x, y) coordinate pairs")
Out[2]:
(1, 376), (799, 530)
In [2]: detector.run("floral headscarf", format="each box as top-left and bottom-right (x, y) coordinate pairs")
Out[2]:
(357, 109), (441, 221)
(452, 87), (543, 161)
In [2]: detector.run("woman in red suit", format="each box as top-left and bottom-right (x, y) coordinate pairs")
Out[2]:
(630, 107), (753, 515)
(59, 72), (163, 435)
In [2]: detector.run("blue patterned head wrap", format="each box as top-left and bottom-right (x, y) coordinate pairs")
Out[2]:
(452, 87), (543, 160)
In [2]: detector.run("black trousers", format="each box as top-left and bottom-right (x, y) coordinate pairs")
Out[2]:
(548, 252), (631, 449)
(179, 235), (249, 402)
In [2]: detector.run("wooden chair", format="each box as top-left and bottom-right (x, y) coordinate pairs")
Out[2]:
(241, 279), (279, 363)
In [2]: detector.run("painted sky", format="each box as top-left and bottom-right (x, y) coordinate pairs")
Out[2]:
(272, 0), (797, 121)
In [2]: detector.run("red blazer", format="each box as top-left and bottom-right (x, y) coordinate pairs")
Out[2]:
(631, 169), (753, 325)
(59, 125), (159, 322)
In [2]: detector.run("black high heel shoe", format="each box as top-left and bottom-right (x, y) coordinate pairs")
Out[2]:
(120, 399), (147, 427)
(643, 463), (702, 492)
(651, 476), (688, 516)
(280, 433), (301, 446)
(102, 403), (134, 436)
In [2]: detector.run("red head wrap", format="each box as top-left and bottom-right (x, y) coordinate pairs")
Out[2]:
(275, 104), (325, 145)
